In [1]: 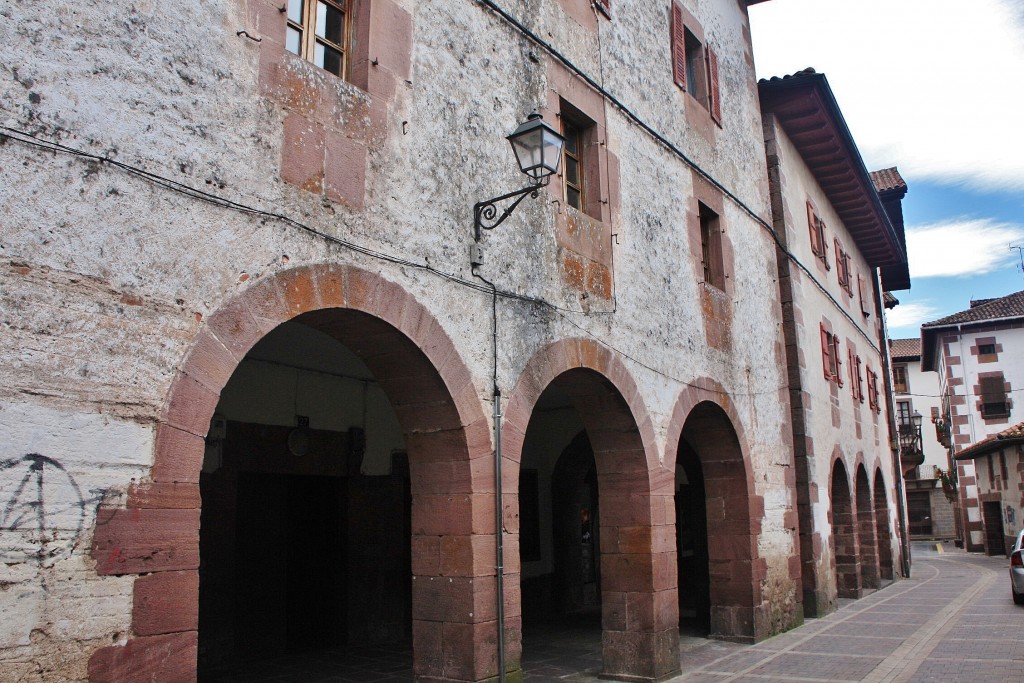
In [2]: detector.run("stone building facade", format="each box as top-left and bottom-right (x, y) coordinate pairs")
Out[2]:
(922, 290), (1024, 552)
(760, 71), (908, 617)
(953, 421), (1024, 557)
(890, 337), (958, 541)
(1, 1), (906, 681)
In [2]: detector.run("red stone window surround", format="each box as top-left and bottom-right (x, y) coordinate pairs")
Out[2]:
(247, 0), (412, 208)
(670, 3), (722, 131)
(970, 336), (1002, 364)
(544, 65), (619, 301)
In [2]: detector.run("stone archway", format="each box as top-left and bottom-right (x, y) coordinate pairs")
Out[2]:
(873, 469), (895, 581)
(675, 401), (757, 643)
(855, 464), (880, 590)
(87, 264), (494, 682)
(830, 459), (860, 599)
(503, 339), (676, 682)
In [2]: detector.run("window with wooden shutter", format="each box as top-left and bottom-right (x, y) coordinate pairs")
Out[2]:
(857, 273), (871, 316)
(706, 46), (721, 125)
(980, 375), (1009, 418)
(820, 324), (833, 380)
(848, 347), (858, 400)
(833, 335), (843, 387)
(807, 202), (820, 256)
(855, 355), (864, 402)
(671, 3), (687, 90)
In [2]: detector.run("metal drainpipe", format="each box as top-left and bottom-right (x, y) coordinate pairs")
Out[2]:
(875, 271), (912, 577)
(493, 385), (506, 683)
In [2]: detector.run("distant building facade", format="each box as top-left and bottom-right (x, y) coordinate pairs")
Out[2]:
(953, 421), (1024, 556)
(890, 338), (957, 540)
(922, 290), (1024, 552)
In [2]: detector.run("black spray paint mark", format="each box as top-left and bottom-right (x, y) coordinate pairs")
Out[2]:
(1, 454), (86, 562)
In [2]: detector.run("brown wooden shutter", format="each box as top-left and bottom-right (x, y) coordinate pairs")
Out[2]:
(834, 238), (842, 279)
(833, 336), (843, 387)
(671, 3), (687, 90)
(856, 356), (864, 402)
(858, 273), (869, 315)
(848, 347), (855, 397)
(820, 324), (832, 380)
(821, 221), (830, 268)
(807, 202), (819, 255)
(980, 375), (1008, 416)
(706, 46), (722, 125)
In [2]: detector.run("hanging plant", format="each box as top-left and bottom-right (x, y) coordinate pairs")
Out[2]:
(934, 466), (958, 503)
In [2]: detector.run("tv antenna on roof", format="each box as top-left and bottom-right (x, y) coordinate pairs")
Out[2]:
(1012, 243), (1024, 277)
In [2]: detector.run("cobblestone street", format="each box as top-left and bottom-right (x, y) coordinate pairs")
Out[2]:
(586, 542), (1022, 683)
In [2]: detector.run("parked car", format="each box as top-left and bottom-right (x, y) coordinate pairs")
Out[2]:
(1011, 529), (1024, 605)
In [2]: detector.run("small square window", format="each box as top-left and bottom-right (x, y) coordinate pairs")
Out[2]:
(978, 343), (996, 355)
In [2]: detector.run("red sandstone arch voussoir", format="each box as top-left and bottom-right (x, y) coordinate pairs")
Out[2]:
(89, 263), (492, 683)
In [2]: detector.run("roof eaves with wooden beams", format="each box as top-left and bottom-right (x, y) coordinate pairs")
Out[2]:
(758, 69), (907, 272)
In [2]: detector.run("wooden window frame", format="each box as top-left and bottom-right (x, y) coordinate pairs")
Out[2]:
(699, 202), (724, 289)
(893, 364), (909, 394)
(561, 118), (586, 212)
(286, 0), (352, 80)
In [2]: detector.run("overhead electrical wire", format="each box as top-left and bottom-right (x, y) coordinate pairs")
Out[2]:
(2, 124), (796, 399)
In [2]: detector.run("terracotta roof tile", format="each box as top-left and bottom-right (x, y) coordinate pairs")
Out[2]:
(923, 289), (1024, 328)
(870, 167), (907, 193)
(890, 337), (921, 360)
(954, 420), (1024, 460)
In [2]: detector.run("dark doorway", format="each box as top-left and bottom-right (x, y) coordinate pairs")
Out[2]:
(982, 501), (1006, 556)
(198, 423), (412, 681)
(676, 441), (710, 635)
(830, 460), (860, 599)
(906, 491), (933, 537)
(551, 432), (601, 616)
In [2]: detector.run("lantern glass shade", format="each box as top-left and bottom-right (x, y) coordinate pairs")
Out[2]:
(507, 112), (565, 180)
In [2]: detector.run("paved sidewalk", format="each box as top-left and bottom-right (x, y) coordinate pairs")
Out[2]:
(588, 542), (1021, 683)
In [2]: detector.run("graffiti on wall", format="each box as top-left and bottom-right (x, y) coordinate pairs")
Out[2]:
(1, 453), (87, 563)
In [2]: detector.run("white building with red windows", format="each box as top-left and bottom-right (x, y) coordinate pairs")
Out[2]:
(922, 291), (1024, 552)
(760, 69), (910, 617)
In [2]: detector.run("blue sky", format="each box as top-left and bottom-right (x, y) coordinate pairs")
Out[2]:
(749, 0), (1024, 340)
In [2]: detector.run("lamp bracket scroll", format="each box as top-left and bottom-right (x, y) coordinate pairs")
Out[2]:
(473, 178), (548, 241)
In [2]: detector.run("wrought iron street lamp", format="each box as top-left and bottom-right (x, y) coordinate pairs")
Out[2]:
(473, 111), (565, 241)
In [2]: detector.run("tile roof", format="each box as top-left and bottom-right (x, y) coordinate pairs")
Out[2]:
(870, 167), (907, 194)
(954, 420), (1024, 460)
(922, 290), (1024, 328)
(890, 337), (921, 360)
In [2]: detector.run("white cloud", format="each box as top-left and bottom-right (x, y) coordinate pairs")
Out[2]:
(749, 0), (1024, 190)
(885, 302), (939, 332)
(905, 219), (1024, 278)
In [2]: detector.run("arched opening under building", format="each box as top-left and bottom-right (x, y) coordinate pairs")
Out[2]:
(830, 460), (860, 600)
(675, 401), (754, 640)
(197, 313), (425, 680)
(518, 384), (602, 674)
(516, 366), (667, 679)
(855, 465), (880, 590)
(873, 469), (894, 581)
